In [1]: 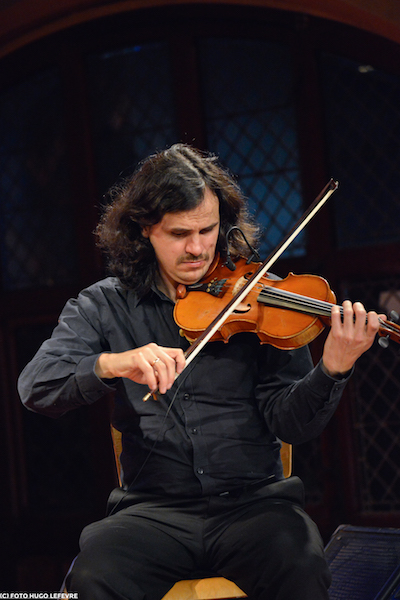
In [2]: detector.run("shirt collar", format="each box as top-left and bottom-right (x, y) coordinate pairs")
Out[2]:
(133, 283), (174, 307)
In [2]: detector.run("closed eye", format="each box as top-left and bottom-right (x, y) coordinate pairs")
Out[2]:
(200, 223), (219, 234)
(170, 221), (219, 238)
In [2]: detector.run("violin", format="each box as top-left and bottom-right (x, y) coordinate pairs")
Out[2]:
(174, 256), (400, 350)
(142, 179), (399, 401)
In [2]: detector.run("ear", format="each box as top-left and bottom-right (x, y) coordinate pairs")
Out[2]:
(141, 226), (150, 238)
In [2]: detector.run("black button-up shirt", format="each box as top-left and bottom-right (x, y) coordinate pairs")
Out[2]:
(18, 277), (349, 497)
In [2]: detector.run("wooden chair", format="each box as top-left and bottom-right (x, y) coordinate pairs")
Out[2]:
(110, 426), (292, 600)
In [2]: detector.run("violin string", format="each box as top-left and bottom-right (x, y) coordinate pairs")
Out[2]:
(257, 286), (398, 334)
(378, 317), (398, 332)
(224, 277), (333, 315)
(257, 286), (334, 316)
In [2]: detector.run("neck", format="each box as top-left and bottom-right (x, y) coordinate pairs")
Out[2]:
(156, 274), (177, 302)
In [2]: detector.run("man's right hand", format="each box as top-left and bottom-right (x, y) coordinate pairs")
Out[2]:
(95, 343), (186, 395)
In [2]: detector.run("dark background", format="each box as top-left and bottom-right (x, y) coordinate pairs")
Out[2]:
(1, 1), (400, 592)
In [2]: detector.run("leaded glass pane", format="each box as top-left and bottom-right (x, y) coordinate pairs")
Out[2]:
(321, 54), (400, 249)
(86, 43), (179, 196)
(0, 69), (78, 291)
(342, 276), (400, 512)
(199, 38), (304, 260)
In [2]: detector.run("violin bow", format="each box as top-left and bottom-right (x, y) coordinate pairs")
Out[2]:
(143, 178), (339, 400)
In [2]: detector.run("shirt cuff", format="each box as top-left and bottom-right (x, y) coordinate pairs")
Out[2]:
(320, 360), (353, 381)
(308, 358), (353, 397)
(75, 353), (118, 403)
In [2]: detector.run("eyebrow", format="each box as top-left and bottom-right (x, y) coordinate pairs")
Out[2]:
(169, 221), (219, 235)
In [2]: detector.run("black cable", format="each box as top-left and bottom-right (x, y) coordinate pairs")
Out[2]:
(224, 226), (261, 271)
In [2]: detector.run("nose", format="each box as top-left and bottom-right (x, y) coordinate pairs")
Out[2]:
(185, 234), (203, 257)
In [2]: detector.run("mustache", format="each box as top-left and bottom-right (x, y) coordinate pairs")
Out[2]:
(177, 253), (209, 264)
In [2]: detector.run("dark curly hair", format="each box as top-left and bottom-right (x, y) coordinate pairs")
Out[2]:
(95, 144), (259, 295)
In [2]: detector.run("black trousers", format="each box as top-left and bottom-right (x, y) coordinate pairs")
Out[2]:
(66, 477), (331, 600)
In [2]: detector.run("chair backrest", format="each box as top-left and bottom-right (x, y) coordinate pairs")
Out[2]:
(110, 426), (292, 484)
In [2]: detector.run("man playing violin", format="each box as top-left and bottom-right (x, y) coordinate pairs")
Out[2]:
(18, 144), (381, 600)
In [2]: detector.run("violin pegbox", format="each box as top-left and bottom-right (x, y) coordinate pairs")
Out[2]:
(378, 310), (400, 348)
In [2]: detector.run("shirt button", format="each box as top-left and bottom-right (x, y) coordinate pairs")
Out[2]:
(197, 467), (204, 475)
(191, 427), (198, 435)
(183, 393), (190, 401)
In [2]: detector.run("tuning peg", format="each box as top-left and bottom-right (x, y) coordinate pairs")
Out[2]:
(378, 310), (400, 348)
(378, 335), (390, 348)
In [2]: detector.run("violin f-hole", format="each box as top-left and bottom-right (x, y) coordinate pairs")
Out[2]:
(233, 303), (251, 314)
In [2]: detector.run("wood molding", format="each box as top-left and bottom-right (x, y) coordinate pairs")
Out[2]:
(1, 0), (400, 58)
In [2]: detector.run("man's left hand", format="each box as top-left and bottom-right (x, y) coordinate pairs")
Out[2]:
(322, 300), (385, 377)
